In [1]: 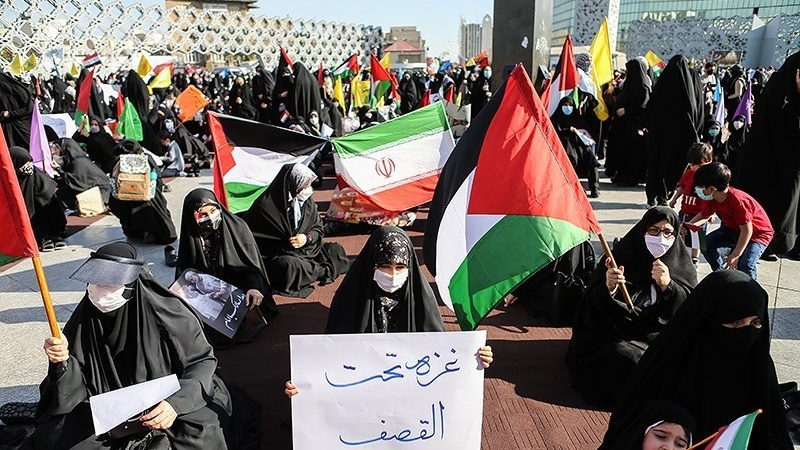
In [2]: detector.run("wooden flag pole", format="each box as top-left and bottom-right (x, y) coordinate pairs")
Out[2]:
(686, 431), (719, 450)
(31, 255), (60, 338)
(597, 233), (634, 310)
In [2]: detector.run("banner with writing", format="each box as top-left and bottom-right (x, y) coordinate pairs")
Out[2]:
(290, 331), (486, 449)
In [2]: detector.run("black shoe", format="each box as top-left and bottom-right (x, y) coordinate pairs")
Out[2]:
(53, 237), (67, 249)
(761, 253), (779, 262)
(589, 191), (600, 198)
(163, 185), (172, 193)
(40, 239), (54, 252)
(164, 245), (179, 267)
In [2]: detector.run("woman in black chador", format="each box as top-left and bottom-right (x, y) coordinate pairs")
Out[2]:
(566, 207), (697, 408)
(600, 270), (793, 450)
(33, 242), (263, 449)
(54, 138), (112, 209)
(242, 163), (348, 297)
(0, 72), (33, 148)
(176, 189), (278, 342)
(325, 226), (445, 334)
(605, 57), (651, 187)
(10, 145), (67, 251)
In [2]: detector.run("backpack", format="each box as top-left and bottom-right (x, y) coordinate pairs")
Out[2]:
(511, 240), (596, 326)
(112, 154), (156, 201)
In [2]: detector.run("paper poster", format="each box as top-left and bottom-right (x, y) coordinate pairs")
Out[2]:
(176, 85), (211, 122)
(169, 269), (247, 338)
(325, 185), (416, 228)
(290, 331), (486, 449)
(443, 101), (471, 138)
(89, 374), (180, 436)
(42, 113), (78, 138)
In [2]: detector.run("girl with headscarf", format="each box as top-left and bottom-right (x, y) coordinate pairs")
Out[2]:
(291, 62), (321, 125)
(251, 66), (274, 124)
(724, 113), (748, 171)
(606, 57), (652, 187)
(10, 145), (67, 251)
(645, 55), (705, 207)
(733, 51), (800, 258)
(74, 116), (118, 174)
(566, 206), (697, 408)
(242, 163), (348, 298)
(0, 72), (33, 148)
(602, 271), (793, 449)
(228, 77), (256, 120)
(550, 96), (601, 198)
(54, 137), (112, 208)
(701, 119), (725, 164)
(399, 72), (419, 115)
(107, 139), (177, 245)
(176, 189), (279, 343)
(600, 400), (696, 450)
(725, 64), (746, 123)
(34, 242), (263, 450)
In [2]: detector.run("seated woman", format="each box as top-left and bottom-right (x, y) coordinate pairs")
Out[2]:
(73, 116), (118, 174)
(108, 139), (177, 244)
(286, 226), (492, 396)
(53, 138), (112, 209)
(32, 242), (262, 449)
(566, 206), (697, 408)
(176, 188), (279, 344)
(10, 145), (67, 252)
(600, 399), (695, 450)
(242, 163), (348, 298)
(603, 271), (793, 449)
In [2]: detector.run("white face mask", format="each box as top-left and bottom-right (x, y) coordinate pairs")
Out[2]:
(165, 120), (175, 133)
(296, 185), (313, 202)
(373, 268), (409, 293)
(309, 117), (319, 126)
(644, 235), (675, 259)
(90, 125), (100, 134)
(733, 120), (744, 130)
(87, 284), (129, 313)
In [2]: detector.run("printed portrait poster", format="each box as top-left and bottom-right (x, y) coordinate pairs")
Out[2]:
(169, 269), (247, 338)
(290, 331), (486, 449)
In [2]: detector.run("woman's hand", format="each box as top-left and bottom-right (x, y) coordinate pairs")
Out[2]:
(616, 107), (625, 117)
(140, 401), (177, 430)
(43, 336), (69, 363)
(651, 259), (671, 291)
(503, 294), (517, 307)
(605, 258), (625, 294)
(285, 380), (299, 398)
(289, 234), (308, 249)
(477, 346), (493, 368)
(245, 289), (263, 310)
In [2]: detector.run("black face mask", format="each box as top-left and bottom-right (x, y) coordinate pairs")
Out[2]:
(197, 211), (222, 234)
(708, 324), (761, 356)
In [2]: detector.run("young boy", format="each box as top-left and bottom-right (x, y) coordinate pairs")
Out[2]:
(687, 162), (774, 280)
(669, 143), (713, 265)
(159, 130), (186, 178)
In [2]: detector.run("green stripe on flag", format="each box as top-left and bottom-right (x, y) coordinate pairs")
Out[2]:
(333, 103), (450, 158)
(225, 182), (269, 214)
(449, 215), (592, 330)
(730, 411), (759, 450)
(0, 254), (19, 267)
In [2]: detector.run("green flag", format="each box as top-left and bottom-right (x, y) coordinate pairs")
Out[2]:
(116, 98), (143, 141)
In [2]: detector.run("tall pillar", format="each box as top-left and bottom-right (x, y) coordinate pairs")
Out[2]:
(573, 0), (620, 51)
(491, 0), (553, 89)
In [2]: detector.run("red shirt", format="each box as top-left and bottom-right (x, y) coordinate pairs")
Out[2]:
(701, 187), (774, 246)
(678, 168), (703, 215)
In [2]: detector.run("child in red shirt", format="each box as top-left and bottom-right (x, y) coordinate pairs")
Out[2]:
(687, 162), (774, 280)
(669, 143), (713, 265)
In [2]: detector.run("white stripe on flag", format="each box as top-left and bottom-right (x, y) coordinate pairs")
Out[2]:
(223, 146), (312, 187)
(434, 169), (475, 310)
(710, 415), (747, 448)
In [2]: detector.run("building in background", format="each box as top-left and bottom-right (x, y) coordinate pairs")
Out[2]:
(164, 0), (257, 13)
(459, 14), (493, 63)
(383, 26), (427, 70)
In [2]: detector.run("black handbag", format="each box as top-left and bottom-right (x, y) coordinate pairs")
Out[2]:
(119, 430), (171, 450)
(107, 406), (155, 440)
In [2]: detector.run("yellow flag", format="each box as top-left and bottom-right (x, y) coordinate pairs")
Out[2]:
(332, 77), (345, 109)
(379, 53), (390, 70)
(69, 62), (81, 77)
(465, 57), (476, 67)
(644, 50), (663, 68)
(9, 54), (23, 76)
(23, 53), (38, 72)
(136, 55), (152, 77)
(350, 76), (370, 108)
(149, 64), (172, 89)
(589, 18), (614, 121)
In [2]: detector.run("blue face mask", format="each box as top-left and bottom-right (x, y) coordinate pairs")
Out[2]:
(708, 128), (720, 137)
(695, 186), (714, 200)
(562, 105), (574, 116)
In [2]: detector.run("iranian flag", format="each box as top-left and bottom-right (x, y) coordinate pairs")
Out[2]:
(74, 68), (94, 129)
(701, 410), (761, 450)
(423, 64), (601, 331)
(209, 112), (327, 213)
(333, 53), (360, 79)
(0, 126), (39, 266)
(542, 34), (580, 116)
(332, 102), (455, 212)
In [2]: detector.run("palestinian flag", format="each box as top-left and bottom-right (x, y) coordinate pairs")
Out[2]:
(542, 34), (580, 116)
(370, 53), (394, 107)
(209, 112), (327, 213)
(702, 410), (761, 450)
(74, 68), (94, 129)
(333, 54), (359, 79)
(0, 126), (39, 266)
(644, 50), (666, 76)
(332, 102), (455, 212)
(423, 64), (601, 331)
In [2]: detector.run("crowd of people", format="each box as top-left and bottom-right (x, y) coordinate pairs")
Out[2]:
(0, 42), (798, 450)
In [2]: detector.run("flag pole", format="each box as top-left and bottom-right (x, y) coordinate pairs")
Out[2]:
(597, 233), (634, 310)
(31, 255), (60, 338)
(686, 431), (719, 450)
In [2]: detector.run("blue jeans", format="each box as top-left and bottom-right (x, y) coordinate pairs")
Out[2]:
(702, 226), (767, 280)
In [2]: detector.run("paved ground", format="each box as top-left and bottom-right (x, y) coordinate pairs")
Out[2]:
(1, 166), (798, 449)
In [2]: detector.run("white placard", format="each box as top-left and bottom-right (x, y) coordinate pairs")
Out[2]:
(89, 374), (180, 436)
(290, 331), (486, 449)
(42, 113), (77, 138)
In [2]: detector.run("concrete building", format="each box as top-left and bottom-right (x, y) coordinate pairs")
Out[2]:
(165, 0), (257, 13)
(383, 26), (427, 69)
(460, 14), (493, 62)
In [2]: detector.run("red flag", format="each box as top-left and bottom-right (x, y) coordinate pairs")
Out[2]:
(116, 91), (125, 119)
(74, 68), (94, 127)
(416, 89), (431, 109)
(545, 34), (579, 115)
(389, 72), (400, 100)
(369, 53), (391, 82)
(0, 126), (39, 265)
(444, 84), (454, 103)
(279, 47), (293, 74)
(317, 62), (325, 87)
(152, 62), (174, 75)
